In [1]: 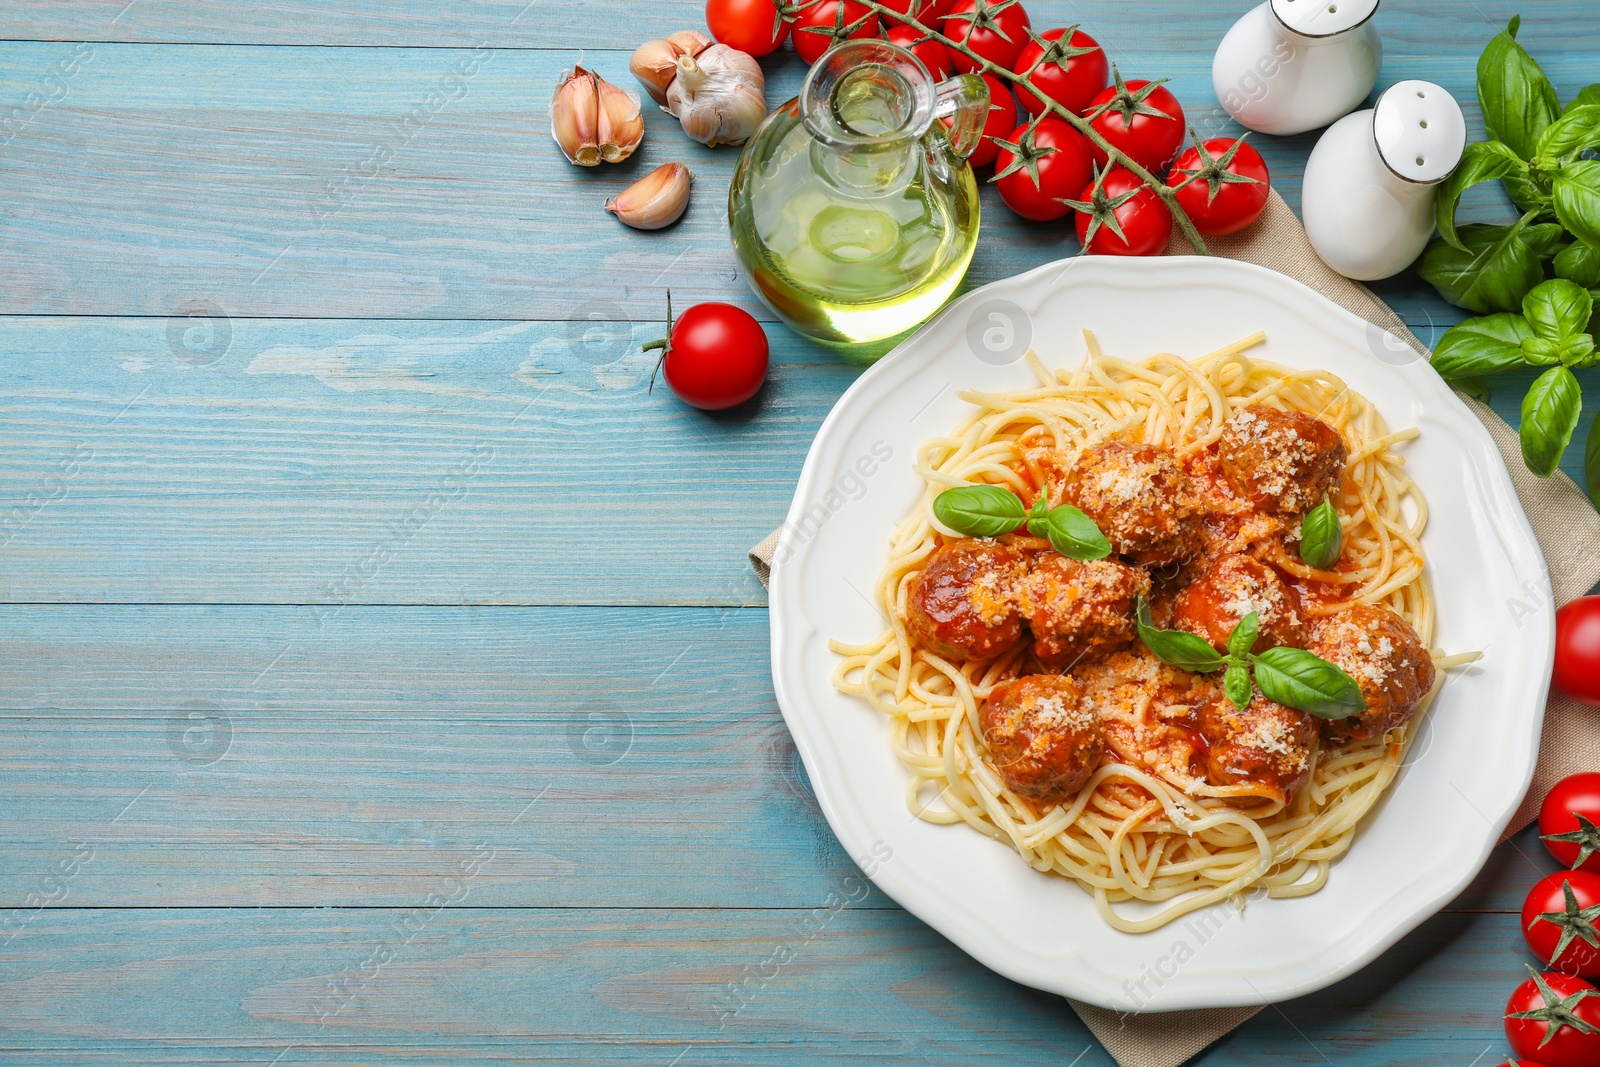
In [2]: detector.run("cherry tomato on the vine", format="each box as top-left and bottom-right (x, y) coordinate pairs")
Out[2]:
(705, 0), (789, 57)
(1542, 773), (1600, 874)
(1069, 167), (1172, 255)
(1013, 27), (1108, 118)
(886, 24), (952, 82)
(940, 0), (1031, 76)
(1506, 970), (1600, 1067)
(991, 118), (1093, 221)
(1086, 71), (1186, 172)
(1168, 136), (1271, 237)
(792, 0), (879, 65)
(1554, 597), (1600, 707)
(965, 73), (1017, 168)
(1523, 871), (1600, 977)
(646, 298), (769, 411)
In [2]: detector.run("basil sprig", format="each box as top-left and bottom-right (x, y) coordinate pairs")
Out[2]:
(932, 485), (1111, 561)
(1298, 495), (1343, 571)
(1422, 17), (1600, 508)
(1134, 596), (1368, 720)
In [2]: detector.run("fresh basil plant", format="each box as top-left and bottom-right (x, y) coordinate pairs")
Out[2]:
(932, 484), (1111, 561)
(1420, 16), (1600, 509)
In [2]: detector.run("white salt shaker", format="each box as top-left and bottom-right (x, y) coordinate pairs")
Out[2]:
(1301, 80), (1466, 281)
(1213, 0), (1382, 136)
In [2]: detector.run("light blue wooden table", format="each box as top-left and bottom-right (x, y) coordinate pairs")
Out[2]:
(0, 2), (1595, 1063)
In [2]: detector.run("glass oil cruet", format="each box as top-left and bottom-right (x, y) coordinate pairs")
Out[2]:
(728, 39), (990, 349)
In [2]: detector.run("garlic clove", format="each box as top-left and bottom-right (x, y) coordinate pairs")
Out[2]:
(594, 72), (644, 163)
(550, 66), (602, 166)
(630, 30), (713, 105)
(605, 162), (693, 230)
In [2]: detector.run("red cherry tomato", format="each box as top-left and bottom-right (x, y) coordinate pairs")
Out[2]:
(940, 0), (1031, 76)
(1542, 773), (1600, 874)
(1555, 597), (1600, 707)
(705, 0), (790, 57)
(1506, 970), (1600, 1067)
(1072, 168), (1172, 255)
(966, 73), (1017, 168)
(1013, 27), (1108, 117)
(992, 118), (1093, 222)
(650, 301), (769, 411)
(1523, 871), (1600, 977)
(886, 25), (952, 81)
(1086, 75), (1186, 172)
(1168, 136), (1271, 237)
(792, 0), (879, 64)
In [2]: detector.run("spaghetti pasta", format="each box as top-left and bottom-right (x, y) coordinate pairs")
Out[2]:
(829, 331), (1470, 933)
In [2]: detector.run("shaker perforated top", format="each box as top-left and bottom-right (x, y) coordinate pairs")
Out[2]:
(1373, 80), (1466, 184)
(1269, 0), (1380, 37)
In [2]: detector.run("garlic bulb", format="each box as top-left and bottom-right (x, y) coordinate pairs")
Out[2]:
(664, 44), (767, 148)
(630, 31), (713, 105)
(550, 65), (643, 166)
(606, 163), (693, 230)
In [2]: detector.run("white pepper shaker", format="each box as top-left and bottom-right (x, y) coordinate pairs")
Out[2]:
(1301, 80), (1467, 281)
(1212, 0), (1382, 136)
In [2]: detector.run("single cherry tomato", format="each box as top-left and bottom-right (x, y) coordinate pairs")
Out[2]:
(965, 73), (1017, 168)
(1506, 970), (1600, 1067)
(705, 0), (790, 57)
(991, 118), (1093, 221)
(1168, 136), (1271, 237)
(1542, 773), (1600, 874)
(1071, 167), (1172, 255)
(646, 297), (769, 411)
(1086, 71), (1186, 172)
(792, 0), (879, 64)
(1013, 27), (1108, 117)
(1505, 1062), (1551, 1067)
(940, 0), (1031, 76)
(886, 24), (952, 81)
(1555, 597), (1600, 707)
(1523, 871), (1600, 977)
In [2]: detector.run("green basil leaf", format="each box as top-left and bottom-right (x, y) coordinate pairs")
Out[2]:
(1538, 104), (1600, 163)
(932, 484), (1027, 537)
(1561, 334), (1597, 367)
(1555, 242), (1600, 289)
(1504, 173), (1554, 214)
(1298, 495), (1344, 570)
(1524, 278), (1595, 341)
(1567, 85), (1600, 116)
(1554, 161), (1600, 250)
(1042, 504), (1112, 561)
(1478, 16), (1563, 161)
(1520, 365), (1584, 477)
(1136, 596), (1225, 673)
(1455, 376), (1492, 403)
(1224, 662), (1253, 711)
(1416, 223), (1562, 314)
(1250, 647), (1367, 720)
(1435, 141), (1530, 251)
(1586, 412), (1600, 511)
(1227, 611), (1260, 660)
(1523, 336), (1565, 365)
(1432, 313), (1536, 378)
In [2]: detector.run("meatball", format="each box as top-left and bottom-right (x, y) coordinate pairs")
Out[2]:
(1021, 555), (1150, 669)
(1076, 648), (1218, 788)
(1170, 555), (1306, 654)
(1307, 603), (1436, 743)
(980, 675), (1104, 803)
(1217, 406), (1347, 517)
(1199, 693), (1318, 804)
(1061, 442), (1202, 567)
(906, 540), (1026, 660)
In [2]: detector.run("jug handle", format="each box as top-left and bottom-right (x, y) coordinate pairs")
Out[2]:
(932, 74), (989, 160)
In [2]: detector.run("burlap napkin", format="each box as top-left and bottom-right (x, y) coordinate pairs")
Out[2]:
(748, 189), (1600, 1066)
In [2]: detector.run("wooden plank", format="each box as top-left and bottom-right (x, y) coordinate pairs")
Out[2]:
(0, 42), (1585, 323)
(0, 906), (1530, 1063)
(0, 0), (1590, 55)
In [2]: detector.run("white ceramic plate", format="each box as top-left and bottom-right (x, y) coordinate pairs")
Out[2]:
(768, 256), (1553, 1011)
